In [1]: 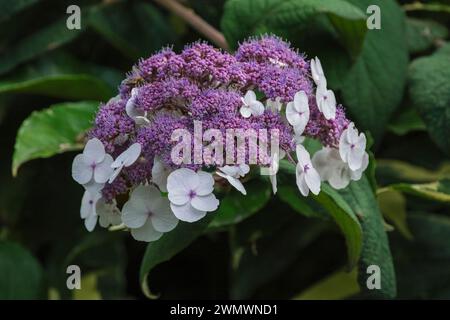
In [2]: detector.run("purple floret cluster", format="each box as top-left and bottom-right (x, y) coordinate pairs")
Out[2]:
(90, 36), (351, 200)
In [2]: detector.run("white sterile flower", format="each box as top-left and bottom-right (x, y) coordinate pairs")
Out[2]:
(312, 147), (369, 189)
(97, 199), (122, 228)
(109, 143), (142, 183)
(216, 164), (250, 195)
(122, 185), (178, 242)
(167, 168), (219, 222)
(269, 152), (280, 194)
(266, 97), (282, 112)
(80, 190), (102, 232)
(72, 138), (114, 189)
(339, 123), (367, 171)
(316, 84), (336, 120)
(126, 88), (150, 125)
(240, 90), (264, 118)
(286, 91), (310, 135)
(295, 145), (321, 196)
(310, 56), (326, 87)
(152, 157), (171, 192)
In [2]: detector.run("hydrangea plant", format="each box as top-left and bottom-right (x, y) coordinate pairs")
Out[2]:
(71, 36), (368, 242)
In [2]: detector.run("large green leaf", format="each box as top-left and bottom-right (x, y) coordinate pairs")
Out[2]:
(339, 0), (408, 143)
(12, 101), (98, 176)
(408, 43), (450, 155)
(139, 216), (214, 298)
(339, 176), (396, 298)
(210, 179), (271, 228)
(88, 2), (177, 60)
(0, 18), (84, 75)
(221, 0), (367, 55)
(406, 18), (448, 54)
(0, 241), (43, 299)
(0, 53), (119, 100)
(381, 179), (450, 204)
(392, 212), (450, 298)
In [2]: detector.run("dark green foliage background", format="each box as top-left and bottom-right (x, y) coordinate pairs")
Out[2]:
(0, 0), (449, 299)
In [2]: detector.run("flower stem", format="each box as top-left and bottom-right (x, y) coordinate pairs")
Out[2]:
(153, 0), (230, 51)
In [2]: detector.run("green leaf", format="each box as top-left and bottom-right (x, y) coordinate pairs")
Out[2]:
(313, 183), (363, 268)
(294, 268), (359, 300)
(139, 216), (214, 298)
(221, 0), (367, 55)
(376, 159), (450, 183)
(277, 185), (320, 218)
(0, 241), (43, 299)
(382, 179), (450, 203)
(278, 160), (363, 268)
(406, 18), (448, 54)
(377, 189), (413, 239)
(339, 176), (397, 298)
(12, 101), (98, 176)
(391, 212), (450, 298)
(0, 0), (39, 22)
(339, 0), (408, 143)
(0, 53), (118, 100)
(210, 179), (271, 228)
(88, 2), (177, 60)
(0, 18), (84, 75)
(387, 107), (426, 136)
(408, 43), (450, 155)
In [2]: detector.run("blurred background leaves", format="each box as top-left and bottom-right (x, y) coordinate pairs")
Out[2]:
(0, 0), (449, 300)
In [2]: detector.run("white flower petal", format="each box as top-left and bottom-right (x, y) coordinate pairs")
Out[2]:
(250, 100), (265, 116)
(83, 138), (106, 164)
(108, 165), (123, 183)
(121, 200), (148, 229)
(270, 174), (277, 194)
(94, 154), (114, 183)
(311, 57), (326, 87)
(296, 144), (311, 167)
(83, 180), (105, 194)
(296, 170), (309, 197)
(150, 197), (179, 233)
(152, 157), (170, 192)
(240, 106), (252, 118)
(113, 143), (141, 168)
(191, 193), (219, 212)
(84, 213), (98, 232)
(348, 150), (365, 171)
(80, 190), (101, 219)
(244, 90), (257, 103)
(305, 167), (321, 195)
(130, 219), (163, 242)
(350, 152), (369, 181)
(196, 171), (215, 195)
(170, 202), (206, 223)
(72, 154), (93, 185)
(167, 168), (199, 195)
(328, 164), (352, 189)
(226, 175), (247, 195)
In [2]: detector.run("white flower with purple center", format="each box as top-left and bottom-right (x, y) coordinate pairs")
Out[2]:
(313, 147), (369, 189)
(109, 143), (142, 183)
(295, 145), (321, 196)
(126, 88), (150, 125)
(216, 164), (250, 195)
(316, 84), (336, 120)
(286, 91), (310, 135)
(167, 168), (219, 222)
(80, 190), (102, 232)
(151, 157), (171, 192)
(72, 138), (114, 192)
(240, 90), (264, 118)
(339, 123), (367, 171)
(122, 185), (178, 242)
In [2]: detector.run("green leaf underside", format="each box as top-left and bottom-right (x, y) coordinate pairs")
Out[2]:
(408, 43), (450, 155)
(339, 177), (396, 298)
(221, 0), (367, 55)
(0, 241), (43, 299)
(139, 216), (214, 298)
(12, 101), (99, 176)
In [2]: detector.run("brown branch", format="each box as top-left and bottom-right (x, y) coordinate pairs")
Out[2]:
(153, 0), (229, 51)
